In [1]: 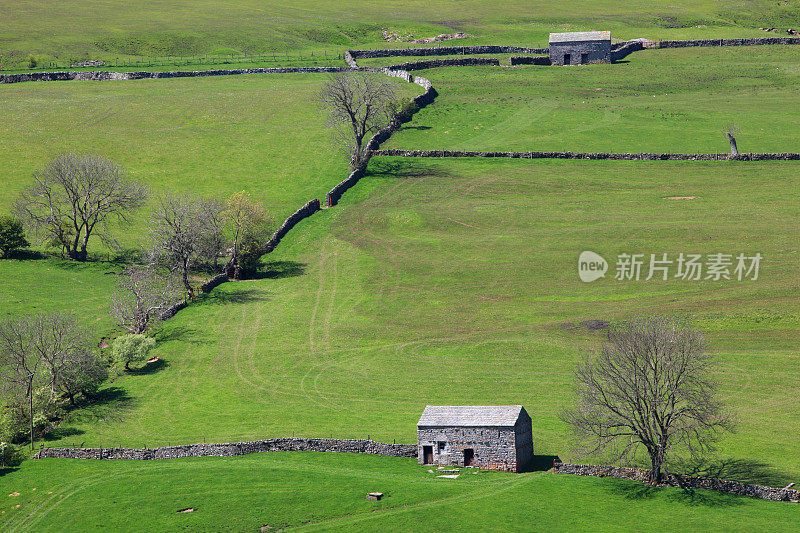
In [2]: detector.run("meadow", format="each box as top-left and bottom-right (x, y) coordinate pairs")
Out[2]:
(2, 453), (800, 532)
(1, 0), (792, 69)
(2, 3), (800, 529)
(380, 46), (800, 153)
(28, 158), (800, 486)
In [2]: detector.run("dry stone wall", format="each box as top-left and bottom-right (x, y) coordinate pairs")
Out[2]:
(263, 199), (321, 253)
(349, 46), (548, 59)
(37, 438), (416, 460)
(656, 37), (800, 48)
(374, 149), (800, 161)
(385, 58), (500, 71)
(554, 463), (800, 503)
(509, 56), (551, 66)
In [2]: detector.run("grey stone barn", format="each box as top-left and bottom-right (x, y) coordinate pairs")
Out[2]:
(417, 405), (533, 472)
(549, 31), (611, 65)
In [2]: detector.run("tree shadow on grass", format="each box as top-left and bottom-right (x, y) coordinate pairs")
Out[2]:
(366, 159), (455, 180)
(520, 454), (561, 473)
(604, 476), (746, 508)
(401, 125), (432, 131)
(256, 260), (307, 279)
(153, 325), (199, 344)
(199, 287), (266, 306)
(670, 457), (795, 488)
(126, 358), (169, 376)
(0, 467), (19, 477)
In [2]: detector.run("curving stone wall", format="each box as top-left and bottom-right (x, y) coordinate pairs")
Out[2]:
(610, 40), (645, 61)
(325, 70), (438, 207)
(200, 273), (229, 294)
(554, 463), (800, 503)
(263, 198), (321, 253)
(36, 437), (417, 460)
(373, 149), (800, 161)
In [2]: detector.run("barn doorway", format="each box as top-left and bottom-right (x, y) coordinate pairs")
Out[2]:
(423, 445), (433, 464)
(463, 448), (474, 466)
(563, 53), (571, 65)
(580, 53), (588, 64)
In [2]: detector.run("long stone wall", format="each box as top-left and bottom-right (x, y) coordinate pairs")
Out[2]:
(509, 56), (551, 66)
(349, 46), (548, 59)
(554, 463), (800, 503)
(373, 149), (800, 161)
(0, 66), (360, 84)
(656, 37), (800, 48)
(263, 198), (321, 253)
(386, 57), (500, 71)
(610, 40), (645, 61)
(325, 70), (438, 207)
(36, 437), (417, 460)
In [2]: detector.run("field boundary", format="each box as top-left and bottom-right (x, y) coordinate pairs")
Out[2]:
(372, 149), (800, 161)
(554, 463), (800, 503)
(36, 437), (416, 460)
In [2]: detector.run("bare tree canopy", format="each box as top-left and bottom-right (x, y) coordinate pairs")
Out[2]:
(14, 153), (148, 261)
(319, 71), (398, 169)
(149, 194), (224, 299)
(561, 316), (733, 484)
(110, 266), (183, 334)
(0, 313), (106, 443)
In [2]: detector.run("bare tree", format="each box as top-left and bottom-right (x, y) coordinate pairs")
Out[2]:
(725, 124), (740, 156)
(0, 313), (105, 443)
(149, 194), (224, 299)
(14, 153), (148, 261)
(561, 316), (733, 484)
(110, 266), (183, 334)
(319, 71), (398, 169)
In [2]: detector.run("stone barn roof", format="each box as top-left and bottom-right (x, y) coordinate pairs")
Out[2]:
(549, 31), (611, 43)
(417, 405), (527, 427)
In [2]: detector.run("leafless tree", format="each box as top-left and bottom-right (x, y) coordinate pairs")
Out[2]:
(149, 194), (224, 299)
(13, 153), (148, 261)
(561, 316), (733, 484)
(319, 71), (397, 169)
(110, 266), (183, 334)
(725, 124), (740, 156)
(0, 313), (105, 444)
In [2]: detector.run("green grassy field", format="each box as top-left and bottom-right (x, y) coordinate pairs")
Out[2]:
(0, 72), (419, 236)
(30, 158), (799, 486)
(2, 0), (794, 69)
(3, 3), (800, 529)
(381, 46), (800, 153)
(1, 453), (799, 532)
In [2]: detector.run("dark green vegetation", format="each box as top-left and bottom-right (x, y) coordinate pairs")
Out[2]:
(384, 46), (800, 153)
(2, 453), (799, 532)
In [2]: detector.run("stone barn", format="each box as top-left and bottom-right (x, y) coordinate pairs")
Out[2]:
(417, 405), (533, 472)
(549, 31), (611, 65)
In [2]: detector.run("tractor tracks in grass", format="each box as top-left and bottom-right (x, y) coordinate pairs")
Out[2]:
(287, 474), (530, 532)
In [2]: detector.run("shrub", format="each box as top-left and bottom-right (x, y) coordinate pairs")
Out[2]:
(27, 55), (38, 69)
(0, 215), (29, 258)
(111, 334), (156, 370)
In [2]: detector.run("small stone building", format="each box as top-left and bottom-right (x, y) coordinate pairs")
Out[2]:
(549, 31), (611, 65)
(417, 405), (533, 472)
